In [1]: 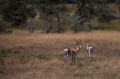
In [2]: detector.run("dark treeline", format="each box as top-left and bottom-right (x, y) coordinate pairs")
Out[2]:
(66, 0), (117, 4)
(0, 0), (120, 33)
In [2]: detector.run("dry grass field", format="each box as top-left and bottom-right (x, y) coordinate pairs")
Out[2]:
(0, 30), (120, 79)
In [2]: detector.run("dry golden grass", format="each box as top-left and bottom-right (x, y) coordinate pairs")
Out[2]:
(0, 30), (120, 79)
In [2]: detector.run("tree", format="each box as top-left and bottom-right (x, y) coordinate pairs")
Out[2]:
(55, 4), (69, 33)
(38, 0), (68, 33)
(0, 19), (5, 33)
(107, 0), (116, 3)
(96, 0), (115, 23)
(74, 0), (86, 32)
(1, 0), (36, 27)
(0, 0), (5, 32)
(72, 0), (114, 32)
(115, 0), (120, 11)
(1, 0), (25, 26)
(72, 0), (96, 32)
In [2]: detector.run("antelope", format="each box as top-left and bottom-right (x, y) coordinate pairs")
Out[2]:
(85, 41), (93, 60)
(64, 40), (82, 63)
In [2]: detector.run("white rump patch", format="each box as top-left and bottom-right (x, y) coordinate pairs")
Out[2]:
(64, 49), (68, 57)
(64, 49), (68, 52)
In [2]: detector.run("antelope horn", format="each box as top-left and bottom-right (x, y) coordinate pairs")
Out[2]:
(73, 39), (79, 43)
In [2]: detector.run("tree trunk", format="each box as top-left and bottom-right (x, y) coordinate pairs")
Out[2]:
(88, 0), (91, 31)
(58, 21), (61, 33)
(57, 14), (61, 33)
(119, 5), (120, 11)
(77, 0), (85, 32)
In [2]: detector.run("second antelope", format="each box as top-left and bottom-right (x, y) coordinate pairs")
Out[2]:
(85, 41), (93, 60)
(64, 40), (82, 63)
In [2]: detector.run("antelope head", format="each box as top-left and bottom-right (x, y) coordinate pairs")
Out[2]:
(85, 40), (88, 44)
(74, 39), (82, 49)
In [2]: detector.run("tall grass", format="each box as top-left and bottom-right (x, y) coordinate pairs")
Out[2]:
(0, 30), (120, 79)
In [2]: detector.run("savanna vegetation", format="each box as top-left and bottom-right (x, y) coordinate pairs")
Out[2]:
(0, 30), (120, 79)
(0, 0), (120, 79)
(0, 0), (120, 33)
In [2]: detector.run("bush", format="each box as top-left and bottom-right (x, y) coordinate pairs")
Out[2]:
(92, 23), (120, 31)
(0, 20), (6, 33)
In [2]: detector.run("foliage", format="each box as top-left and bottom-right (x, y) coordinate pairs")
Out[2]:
(107, 0), (116, 3)
(92, 23), (120, 31)
(38, 0), (68, 33)
(115, 0), (120, 5)
(72, 0), (96, 32)
(0, 0), (36, 27)
(72, 0), (115, 32)
(0, 20), (6, 33)
(0, 20), (13, 33)
(115, 0), (120, 11)
(1, 0), (26, 25)
(0, 0), (119, 32)
(95, 0), (115, 23)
